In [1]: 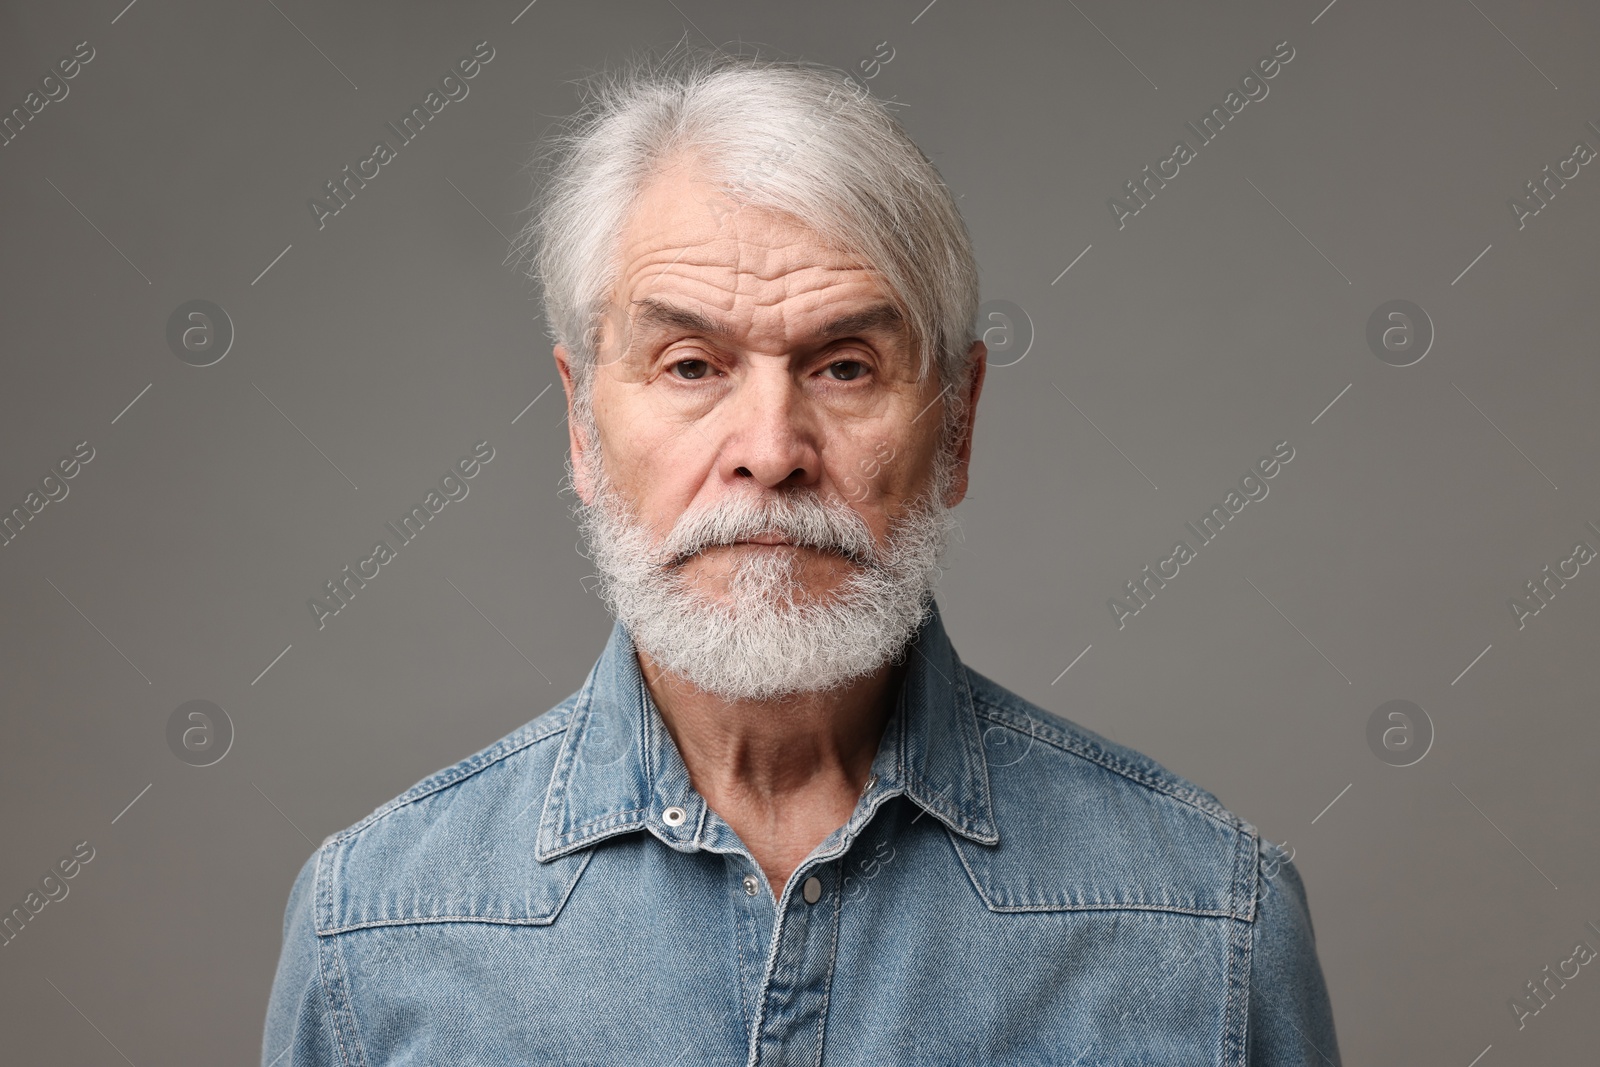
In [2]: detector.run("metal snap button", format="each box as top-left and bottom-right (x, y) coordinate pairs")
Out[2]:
(863, 773), (878, 793)
(802, 875), (822, 904)
(663, 805), (686, 826)
(742, 874), (759, 896)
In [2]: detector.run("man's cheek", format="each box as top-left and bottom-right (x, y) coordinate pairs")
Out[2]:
(837, 473), (871, 503)
(830, 437), (900, 504)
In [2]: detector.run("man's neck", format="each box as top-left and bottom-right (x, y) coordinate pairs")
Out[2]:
(636, 647), (903, 808)
(635, 647), (904, 891)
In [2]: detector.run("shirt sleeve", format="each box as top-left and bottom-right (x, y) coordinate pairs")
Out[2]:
(261, 848), (346, 1067)
(1246, 839), (1341, 1066)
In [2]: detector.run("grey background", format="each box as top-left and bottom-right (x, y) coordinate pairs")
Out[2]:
(1, 0), (1594, 1063)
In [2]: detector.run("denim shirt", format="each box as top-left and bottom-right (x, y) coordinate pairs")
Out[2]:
(263, 600), (1339, 1066)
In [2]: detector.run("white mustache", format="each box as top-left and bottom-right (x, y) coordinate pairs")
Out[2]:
(574, 448), (959, 701)
(655, 492), (880, 569)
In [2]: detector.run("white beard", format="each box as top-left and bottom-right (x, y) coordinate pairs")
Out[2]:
(573, 448), (959, 702)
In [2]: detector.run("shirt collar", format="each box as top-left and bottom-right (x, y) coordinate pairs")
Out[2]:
(535, 598), (999, 862)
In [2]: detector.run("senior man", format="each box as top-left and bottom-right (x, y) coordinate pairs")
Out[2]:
(264, 49), (1339, 1066)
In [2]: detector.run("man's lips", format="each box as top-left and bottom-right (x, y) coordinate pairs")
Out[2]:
(671, 538), (867, 566)
(667, 539), (803, 566)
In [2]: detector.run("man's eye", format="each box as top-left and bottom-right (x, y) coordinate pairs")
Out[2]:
(670, 359), (711, 380)
(825, 360), (867, 381)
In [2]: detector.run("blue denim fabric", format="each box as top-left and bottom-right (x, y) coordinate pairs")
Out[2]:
(263, 600), (1339, 1065)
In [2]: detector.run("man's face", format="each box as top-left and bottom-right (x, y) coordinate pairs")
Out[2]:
(557, 157), (977, 609)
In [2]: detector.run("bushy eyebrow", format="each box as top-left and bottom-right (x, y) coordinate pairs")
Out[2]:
(629, 297), (906, 347)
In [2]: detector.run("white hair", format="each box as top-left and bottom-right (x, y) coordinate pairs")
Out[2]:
(509, 42), (982, 450)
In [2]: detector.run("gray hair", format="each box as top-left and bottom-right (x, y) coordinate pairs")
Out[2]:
(510, 43), (981, 454)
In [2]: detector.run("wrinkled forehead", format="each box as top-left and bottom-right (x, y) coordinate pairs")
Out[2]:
(602, 160), (909, 356)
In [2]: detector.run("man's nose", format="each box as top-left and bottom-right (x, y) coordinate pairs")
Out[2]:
(715, 370), (821, 490)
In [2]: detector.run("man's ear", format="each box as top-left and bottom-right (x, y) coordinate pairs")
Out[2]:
(942, 339), (987, 509)
(553, 344), (595, 505)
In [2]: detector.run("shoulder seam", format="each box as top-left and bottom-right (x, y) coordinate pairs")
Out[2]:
(968, 685), (1243, 833)
(323, 702), (575, 849)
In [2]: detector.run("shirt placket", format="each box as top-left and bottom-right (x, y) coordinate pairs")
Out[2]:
(746, 854), (844, 1067)
(741, 768), (892, 1067)
(636, 665), (907, 1066)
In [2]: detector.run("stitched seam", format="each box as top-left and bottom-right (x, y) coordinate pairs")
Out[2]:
(1228, 911), (1252, 1066)
(947, 829), (1239, 917)
(983, 901), (1240, 917)
(314, 935), (353, 1067)
(537, 685), (589, 851)
(973, 696), (1222, 812)
(539, 821), (645, 862)
(745, 874), (804, 1067)
(332, 932), (371, 1067)
(732, 872), (753, 1042)
(547, 847), (592, 923)
(316, 929), (368, 1067)
(639, 678), (658, 792)
(326, 708), (575, 847)
(948, 822), (995, 908)
(1225, 916), (1239, 1067)
(1229, 834), (1264, 1064)
(1235, 825), (1260, 923)
(568, 805), (650, 834)
(320, 915), (561, 934)
(318, 849), (595, 934)
(954, 660), (998, 837)
(972, 697), (1241, 831)
(306, 848), (351, 1067)
(810, 867), (843, 1067)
